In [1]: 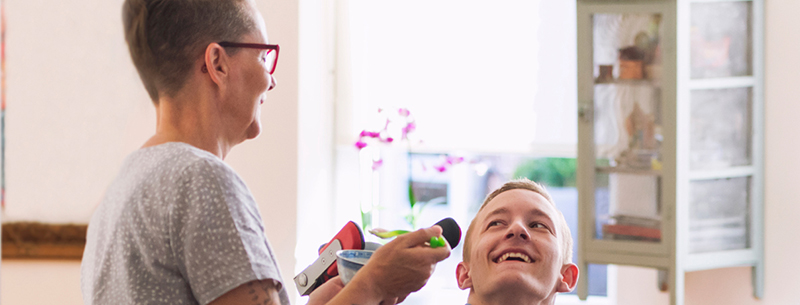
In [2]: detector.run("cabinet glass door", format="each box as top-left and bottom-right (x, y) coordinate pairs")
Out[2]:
(688, 1), (754, 254)
(592, 13), (663, 243)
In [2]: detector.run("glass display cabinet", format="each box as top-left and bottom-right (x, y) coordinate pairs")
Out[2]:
(576, 1), (763, 304)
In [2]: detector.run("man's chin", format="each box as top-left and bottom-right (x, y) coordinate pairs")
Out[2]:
(479, 275), (546, 299)
(481, 267), (551, 292)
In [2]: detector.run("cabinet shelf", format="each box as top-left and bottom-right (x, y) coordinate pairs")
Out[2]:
(596, 165), (662, 176)
(594, 79), (661, 87)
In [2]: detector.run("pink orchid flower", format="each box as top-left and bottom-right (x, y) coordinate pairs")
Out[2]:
(360, 130), (381, 138)
(401, 122), (416, 139)
(446, 156), (464, 165)
(372, 159), (384, 170)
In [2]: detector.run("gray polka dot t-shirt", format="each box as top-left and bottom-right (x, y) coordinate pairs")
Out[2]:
(81, 142), (290, 305)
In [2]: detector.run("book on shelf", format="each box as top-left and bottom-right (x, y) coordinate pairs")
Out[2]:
(612, 214), (660, 228)
(602, 214), (662, 241)
(603, 232), (660, 243)
(603, 224), (662, 240)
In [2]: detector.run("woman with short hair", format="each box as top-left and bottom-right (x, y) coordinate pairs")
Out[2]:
(80, 0), (450, 304)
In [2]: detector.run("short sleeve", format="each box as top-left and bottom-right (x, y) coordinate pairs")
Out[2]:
(168, 158), (289, 305)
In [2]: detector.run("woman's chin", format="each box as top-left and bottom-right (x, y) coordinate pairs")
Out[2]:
(244, 121), (262, 140)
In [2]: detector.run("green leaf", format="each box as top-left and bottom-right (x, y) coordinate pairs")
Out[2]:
(408, 183), (417, 208)
(512, 158), (577, 187)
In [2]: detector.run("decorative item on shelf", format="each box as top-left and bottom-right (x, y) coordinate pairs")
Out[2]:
(642, 16), (663, 81)
(596, 64), (614, 83)
(618, 45), (645, 80)
(616, 102), (661, 170)
(619, 26), (664, 81)
(625, 101), (656, 149)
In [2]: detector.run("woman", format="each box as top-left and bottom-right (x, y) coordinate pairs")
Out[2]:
(80, 0), (450, 304)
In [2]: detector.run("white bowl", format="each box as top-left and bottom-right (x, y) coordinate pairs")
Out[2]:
(336, 250), (374, 285)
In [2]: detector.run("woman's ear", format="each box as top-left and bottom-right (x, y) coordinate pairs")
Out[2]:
(204, 43), (230, 87)
(556, 263), (580, 293)
(456, 261), (473, 290)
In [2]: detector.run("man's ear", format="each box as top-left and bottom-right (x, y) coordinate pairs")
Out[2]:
(456, 261), (473, 290)
(556, 263), (579, 293)
(204, 43), (230, 88)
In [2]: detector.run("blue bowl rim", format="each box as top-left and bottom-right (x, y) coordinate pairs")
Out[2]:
(336, 250), (374, 269)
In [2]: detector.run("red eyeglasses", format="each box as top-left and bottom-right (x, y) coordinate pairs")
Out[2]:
(202, 41), (280, 74)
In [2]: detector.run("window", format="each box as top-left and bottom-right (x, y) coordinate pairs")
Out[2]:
(300, 1), (613, 304)
(336, 1), (577, 154)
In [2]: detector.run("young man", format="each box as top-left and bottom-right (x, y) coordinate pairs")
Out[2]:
(456, 179), (579, 305)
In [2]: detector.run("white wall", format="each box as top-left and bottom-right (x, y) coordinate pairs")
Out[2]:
(3, 0), (151, 224)
(1, 0), (300, 304)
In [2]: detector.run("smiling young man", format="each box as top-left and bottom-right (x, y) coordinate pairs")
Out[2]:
(456, 178), (579, 305)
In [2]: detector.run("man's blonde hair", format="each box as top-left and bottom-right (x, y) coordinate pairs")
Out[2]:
(462, 178), (573, 265)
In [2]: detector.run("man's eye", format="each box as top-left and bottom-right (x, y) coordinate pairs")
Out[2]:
(530, 222), (548, 229)
(488, 220), (502, 228)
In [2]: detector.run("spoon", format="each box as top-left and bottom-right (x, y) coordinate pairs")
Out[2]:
(369, 229), (447, 248)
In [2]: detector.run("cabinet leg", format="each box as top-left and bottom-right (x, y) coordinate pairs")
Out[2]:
(669, 266), (685, 305)
(577, 260), (589, 300)
(752, 262), (764, 299)
(657, 269), (668, 292)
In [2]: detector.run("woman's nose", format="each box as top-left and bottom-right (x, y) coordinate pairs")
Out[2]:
(268, 74), (277, 91)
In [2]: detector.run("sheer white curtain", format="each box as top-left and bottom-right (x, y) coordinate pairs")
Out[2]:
(330, 1), (580, 304)
(336, 0), (577, 155)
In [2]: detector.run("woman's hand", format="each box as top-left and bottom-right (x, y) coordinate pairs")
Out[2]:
(306, 277), (344, 305)
(319, 225), (451, 305)
(351, 225), (451, 301)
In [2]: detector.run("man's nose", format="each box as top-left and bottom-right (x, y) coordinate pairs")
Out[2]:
(268, 73), (278, 91)
(505, 221), (530, 240)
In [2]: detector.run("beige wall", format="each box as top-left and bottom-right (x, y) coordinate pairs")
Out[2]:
(1, 0), (300, 304)
(1, 261), (83, 304)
